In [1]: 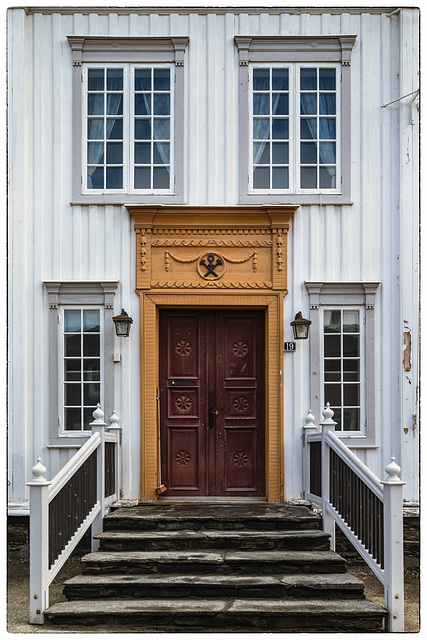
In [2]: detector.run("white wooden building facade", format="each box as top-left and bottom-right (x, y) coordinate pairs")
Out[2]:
(7, 6), (419, 510)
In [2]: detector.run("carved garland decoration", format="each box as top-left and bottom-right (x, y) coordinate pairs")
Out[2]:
(164, 250), (259, 274)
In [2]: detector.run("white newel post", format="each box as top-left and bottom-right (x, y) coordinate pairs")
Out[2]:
(27, 458), (51, 624)
(90, 404), (107, 552)
(108, 410), (122, 500)
(320, 404), (336, 549)
(381, 457), (405, 632)
(302, 409), (318, 498)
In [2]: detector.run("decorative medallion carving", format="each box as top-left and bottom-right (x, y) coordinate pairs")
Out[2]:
(175, 449), (191, 466)
(232, 340), (249, 357)
(233, 450), (249, 467)
(175, 395), (193, 412)
(198, 253), (225, 279)
(232, 395), (249, 413)
(175, 340), (192, 356)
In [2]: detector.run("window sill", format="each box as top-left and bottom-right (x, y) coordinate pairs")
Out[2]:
(336, 434), (378, 449)
(47, 436), (90, 448)
(71, 193), (185, 206)
(240, 193), (353, 206)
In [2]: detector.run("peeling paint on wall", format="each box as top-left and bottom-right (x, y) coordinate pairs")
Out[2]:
(403, 330), (412, 372)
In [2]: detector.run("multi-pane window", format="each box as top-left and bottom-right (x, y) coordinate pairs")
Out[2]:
(84, 65), (173, 193)
(323, 309), (363, 432)
(250, 64), (339, 193)
(87, 68), (125, 190)
(61, 309), (102, 432)
(133, 68), (171, 190)
(252, 68), (290, 190)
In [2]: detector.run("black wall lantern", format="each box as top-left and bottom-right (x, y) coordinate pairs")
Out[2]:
(290, 311), (311, 340)
(113, 309), (133, 337)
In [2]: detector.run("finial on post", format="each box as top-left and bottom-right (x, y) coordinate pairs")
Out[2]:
(31, 457), (47, 483)
(385, 456), (402, 482)
(109, 410), (120, 429)
(305, 409), (315, 427)
(320, 403), (337, 427)
(90, 403), (107, 428)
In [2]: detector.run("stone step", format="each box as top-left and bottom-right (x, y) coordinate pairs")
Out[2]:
(63, 572), (365, 601)
(45, 597), (386, 632)
(81, 549), (347, 576)
(95, 528), (331, 552)
(104, 503), (321, 532)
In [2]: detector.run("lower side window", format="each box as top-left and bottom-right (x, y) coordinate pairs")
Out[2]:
(322, 308), (363, 432)
(61, 308), (103, 433)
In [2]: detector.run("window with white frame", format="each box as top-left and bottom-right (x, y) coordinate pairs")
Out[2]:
(60, 308), (103, 433)
(44, 281), (118, 446)
(84, 64), (173, 193)
(251, 64), (339, 193)
(235, 35), (356, 205)
(67, 36), (188, 204)
(305, 281), (380, 446)
(322, 308), (364, 432)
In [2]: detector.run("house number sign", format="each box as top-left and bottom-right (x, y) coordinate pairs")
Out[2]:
(284, 342), (296, 352)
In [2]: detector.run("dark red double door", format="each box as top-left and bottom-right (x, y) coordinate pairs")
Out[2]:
(159, 310), (265, 497)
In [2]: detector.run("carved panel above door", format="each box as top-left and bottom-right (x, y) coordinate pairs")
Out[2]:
(127, 206), (298, 292)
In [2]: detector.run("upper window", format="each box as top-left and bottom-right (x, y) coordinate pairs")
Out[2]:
(250, 64), (340, 193)
(84, 64), (173, 193)
(68, 36), (188, 204)
(235, 35), (356, 205)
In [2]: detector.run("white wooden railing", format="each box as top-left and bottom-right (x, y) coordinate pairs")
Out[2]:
(303, 404), (405, 632)
(27, 405), (122, 624)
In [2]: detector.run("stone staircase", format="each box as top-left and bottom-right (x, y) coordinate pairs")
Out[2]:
(45, 502), (387, 632)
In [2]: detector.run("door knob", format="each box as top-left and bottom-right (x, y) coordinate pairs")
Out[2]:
(208, 406), (218, 428)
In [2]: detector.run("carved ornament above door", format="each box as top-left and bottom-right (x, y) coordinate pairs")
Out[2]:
(126, 206), (298, 292)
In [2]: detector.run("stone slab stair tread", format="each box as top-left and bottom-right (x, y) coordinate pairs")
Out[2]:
(81, 549), (345, 563)
(104, 504), (321, 530)
(63, 571), (366, 600)
(65, 572), (364, 589)
(95, 528), (330, 544)
(47, 598), (386, 614)
(80, 549), (348, 575)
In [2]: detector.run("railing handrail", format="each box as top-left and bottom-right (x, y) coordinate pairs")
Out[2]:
(48, 431), (101, 501)
(325, 429), (384, 501)
(303, 405), (405, 632)
(27, 405), (122, 624)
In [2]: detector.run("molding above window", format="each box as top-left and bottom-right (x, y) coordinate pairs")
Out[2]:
(305, 281), (380, 309)
(234, 35), (357, 66)
(67, 36), (189, 205)
(305, 280), (380, 447)
(235, 35), (356, 205)
(44, 280), (119, 446)
(67, 35), (189, 66)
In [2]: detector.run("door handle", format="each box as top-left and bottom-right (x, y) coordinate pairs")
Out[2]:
(208, 406), (219, 428)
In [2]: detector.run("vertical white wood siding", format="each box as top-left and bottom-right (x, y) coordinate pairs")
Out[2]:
(7, 8), (419, 504)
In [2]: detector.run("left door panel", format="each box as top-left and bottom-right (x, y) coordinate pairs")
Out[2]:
(159, 312), (207, 494)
